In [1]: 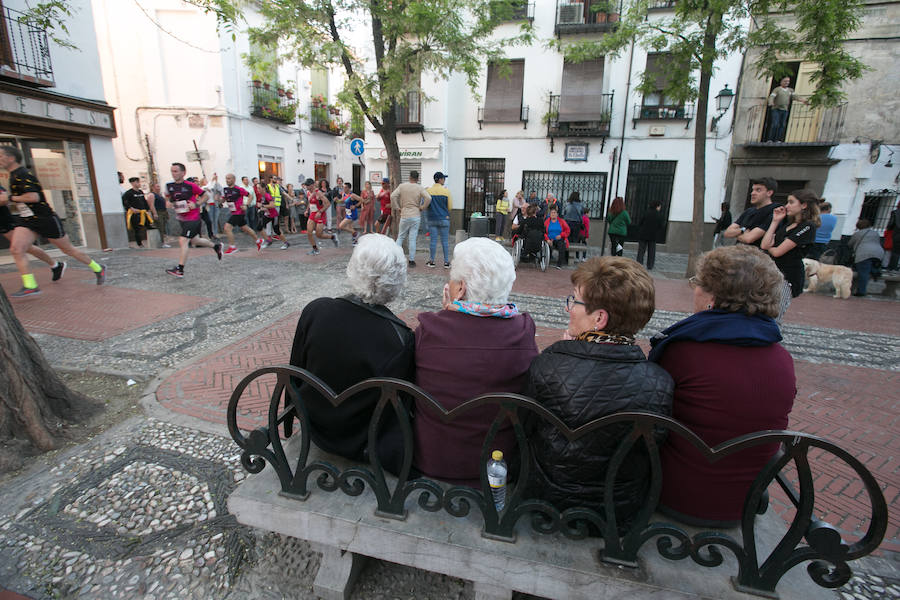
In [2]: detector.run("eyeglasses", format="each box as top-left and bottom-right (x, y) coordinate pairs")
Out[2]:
(565, 295), (586, 311)
(688, 276), (700, 289)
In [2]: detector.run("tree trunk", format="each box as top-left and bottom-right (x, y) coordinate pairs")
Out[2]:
(686, 13), (723, 278)
(380, 107), (402, 238)
(0, 286), (100, 471)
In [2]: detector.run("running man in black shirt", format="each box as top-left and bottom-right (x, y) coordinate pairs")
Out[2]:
(1, 146), (105, 297)
(1, 186), (65, 282)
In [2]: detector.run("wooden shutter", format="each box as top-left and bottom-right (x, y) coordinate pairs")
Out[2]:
(311, 67), (328, 100)
(559, 58), (605, 122)
(483, 59), (525, 122)
(645, 54), (669, 92)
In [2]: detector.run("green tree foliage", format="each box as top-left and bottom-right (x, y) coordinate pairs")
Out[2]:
(555, 0), (866, 274)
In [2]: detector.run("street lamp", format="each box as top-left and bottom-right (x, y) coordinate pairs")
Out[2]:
(710, 84), (735, 132)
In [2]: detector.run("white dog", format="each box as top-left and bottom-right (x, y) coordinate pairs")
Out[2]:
(803, 258), (852, 299)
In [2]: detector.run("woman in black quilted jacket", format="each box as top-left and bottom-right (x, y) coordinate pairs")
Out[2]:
(524, 257), (673, 531)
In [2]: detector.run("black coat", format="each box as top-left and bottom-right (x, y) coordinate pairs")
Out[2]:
(637, 209), (664, 241)
(289, 296), (415, 465)
(524, 340), (673, 527)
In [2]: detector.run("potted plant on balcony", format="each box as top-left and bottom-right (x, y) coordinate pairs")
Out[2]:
(592, 0), (614, 22)
(277, 86), (286, 97)
(252, 79), (262, 89)
(311, 94), (325, 108)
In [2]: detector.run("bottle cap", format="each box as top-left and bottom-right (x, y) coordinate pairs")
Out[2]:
(491, 450), (503, 461)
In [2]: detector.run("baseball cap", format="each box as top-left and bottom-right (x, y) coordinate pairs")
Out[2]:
(434, 171), (448, 181)
(382, 177), (390, 183)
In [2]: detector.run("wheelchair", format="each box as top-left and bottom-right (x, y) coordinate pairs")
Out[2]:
(512, 228), (551, 272)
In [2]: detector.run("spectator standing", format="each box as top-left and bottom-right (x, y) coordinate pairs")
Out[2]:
(425, 171), (452, 268)
(122, 176), (153, 249)
(848, 219), (884, 296)
(204, 173), (223, 237)
(766, 76), (807, 143)
(494, 189), (509, 241)
(359, 181), (376, 234)
(636, 200), (664, 270)
(149, 182), (170, 247)
(761, 189), (820, 297)
(712, 201), (731, 248)
(607, 196), (630, 256)
(243, 176), (258, 231)
(807, 200), (836, 259)
(510, 190), (526, 233)
(377, 177), (392, 235)
(885, 202), (900, 273)
(723, 177), (781, 247)
(391, 170), (431, 267)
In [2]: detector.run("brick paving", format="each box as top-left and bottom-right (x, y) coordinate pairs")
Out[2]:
(2, 268), (213, 341)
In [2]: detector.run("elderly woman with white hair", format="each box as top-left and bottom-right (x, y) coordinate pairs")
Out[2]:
(289, 233), (414, 471)
(413, 237), (539, 487)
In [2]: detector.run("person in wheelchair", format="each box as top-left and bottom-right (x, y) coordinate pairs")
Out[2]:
(518, 204), (545, 259)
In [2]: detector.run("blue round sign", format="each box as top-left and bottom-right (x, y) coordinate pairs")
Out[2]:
(350, 138), (365, 156)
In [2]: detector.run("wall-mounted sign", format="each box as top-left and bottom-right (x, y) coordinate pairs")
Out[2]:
(350, 138), (365, 156)
(0, 91), (115, 135)
(649, 126), (666, 136)
(564, 142), (589, 162)
(369, 171), (383, 183)
(377, 147), (441, 160)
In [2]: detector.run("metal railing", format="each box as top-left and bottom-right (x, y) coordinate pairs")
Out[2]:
(647, 0), (677, 8)
(744, 98), (846, 146)
(632, 103), (695, 128)
(249, 84), (298, 125)
(227, 366), (888, 598)
(310, 103), (344, 135)
(546, 92), (613, 138)
(477, 104), (530, 129)
(0, 5), (54, 86)
(491, 1), (535, 21)
(554, 0), (622, 34)
(394, 90), (423, 131)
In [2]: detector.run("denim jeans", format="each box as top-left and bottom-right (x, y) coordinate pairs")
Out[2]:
(397, 217), (421, 260)
(767, 108), (788, 142)
(209, 204), (220, 235)
(855, 258), (879, 295)
(428, 219), (450, 263)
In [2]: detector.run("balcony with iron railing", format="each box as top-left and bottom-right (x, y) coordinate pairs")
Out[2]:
(310, 100), (344, 136)
(554, 0), (621, 35)
(546, 92), (613, 138)
(395, 91), (423, 133)
(490, 1), (535, 21)
(647, 0), (677, 9)
(477, 104), (529, 129)
(744, 97), (847, 147)
(632, 103), (695, 128)
(0, 5), (54, 87)
(250, 84), (299, 125)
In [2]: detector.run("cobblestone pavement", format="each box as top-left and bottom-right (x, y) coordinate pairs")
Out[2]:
(2, 231), (899, 599)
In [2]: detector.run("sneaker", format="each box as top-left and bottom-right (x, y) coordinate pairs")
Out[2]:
(96, 265), (107, 285)
(51, 261), (67, 282)
(10, 286), (41, 297)
(332, 235), (339, 247)
(260, 240), (271, 249)
(408, 260), (416, 268)
(256, 239), (263, 252)
(224, 245), (238, 255)
(161, 243), (172, 248)
(280, 242), (290, 250)
(214, 243), (223, 260)
(444, 262), (450, 269)
(426, 261), (436, 268)
(165, 266), (184, 278)
(554, 265), (562, 270)
(307, 248), (320, 255)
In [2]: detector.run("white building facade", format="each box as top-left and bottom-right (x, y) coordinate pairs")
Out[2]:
(365, 0), (744, 252)
(91, 0), (356, 244)
(0, 0), (120, 252)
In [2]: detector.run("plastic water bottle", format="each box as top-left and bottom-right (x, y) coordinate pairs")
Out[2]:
(487, 450), (508, 512)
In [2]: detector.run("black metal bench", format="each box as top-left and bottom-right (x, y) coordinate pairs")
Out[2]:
(226, 366), (887, 599)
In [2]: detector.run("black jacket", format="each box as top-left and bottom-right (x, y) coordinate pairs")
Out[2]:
(289, 296), (415, 465)
(637, 209), (664, 241)
(524, 340), (673, 527)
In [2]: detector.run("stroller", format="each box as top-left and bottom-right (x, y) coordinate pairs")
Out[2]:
(512, 222), (550, 271)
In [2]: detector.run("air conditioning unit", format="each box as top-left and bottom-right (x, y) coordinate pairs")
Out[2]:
(558, 2), (585, 24)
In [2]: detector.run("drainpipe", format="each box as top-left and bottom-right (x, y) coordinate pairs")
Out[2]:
(602, 38), (634, 256)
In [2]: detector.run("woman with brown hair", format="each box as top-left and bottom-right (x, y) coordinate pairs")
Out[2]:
(761, 189), (820, 297)
(649, 245), (795, 526)
(525, 257), (673, 527)
(606, 196), (630, 256)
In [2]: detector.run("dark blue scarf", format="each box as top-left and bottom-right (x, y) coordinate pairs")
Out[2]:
(648, 309), (782, 363)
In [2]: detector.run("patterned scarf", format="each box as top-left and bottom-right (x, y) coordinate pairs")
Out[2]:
(447, 300), (520, 318)
(575, 330), (635, 345)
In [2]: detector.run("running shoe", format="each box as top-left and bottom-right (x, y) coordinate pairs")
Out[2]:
(214, 243), (223, 260)
(408, 260), (416, 268)
(256, 239), (263, 252)
(426, 261), (436, 268)
(51, 261), (67, 282)
(260, 240), (271, 249)
(165, 266), (184, 278)
(96, 265), (107, 285)
(307, 248), (320, 255)
(10, 286), (41, 297)
(161, 243), (172, 248)
(224, 245), (238, 255)
(332, 235), (339, 247)
(444, 262), (450, 269)
(280, 242), (290, 250)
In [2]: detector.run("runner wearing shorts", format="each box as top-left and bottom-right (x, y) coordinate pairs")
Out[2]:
(377, 177), (392, 235)
(259, 184), (288, 250)
(164, 162), (222, 278)
(221, 173), (261, 254)
(337, 182), (363, 245)
(0, 187), (65, 283)
(0, 146), (104, 297)
(305, 178), (338, 255)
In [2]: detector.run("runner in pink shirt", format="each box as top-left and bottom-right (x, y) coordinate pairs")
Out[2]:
(305, 178), (338, 255)
(164, 162), (222, 278)
(221, 173), (261, 254)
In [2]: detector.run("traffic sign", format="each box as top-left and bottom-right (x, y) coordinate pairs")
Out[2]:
(350, 138), (365, 156)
